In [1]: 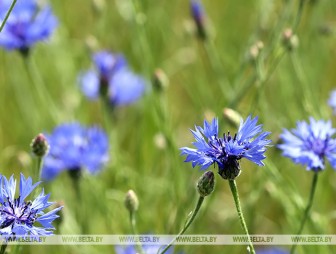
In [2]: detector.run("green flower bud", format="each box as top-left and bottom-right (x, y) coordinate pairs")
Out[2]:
(152, 69), (169, 92)
(282, 28), (299, 51)
(125, 190), (139, 212)
(197, 171), (215, 197)
(30, 133), (49, 157)
(223, 108), (242, 128)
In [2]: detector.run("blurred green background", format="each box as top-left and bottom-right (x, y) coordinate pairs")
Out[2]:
(1, 0), (336, 253)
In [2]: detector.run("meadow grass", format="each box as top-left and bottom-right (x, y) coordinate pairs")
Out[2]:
(1, 0), (336, 253)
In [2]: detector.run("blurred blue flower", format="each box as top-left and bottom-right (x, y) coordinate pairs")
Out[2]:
(115, 245), (173, 254)
(328, 90), (336, 114)
(190, 0), (204, 23)
(256, 248), (289, 254)
(278, 117), (336, 171)
(0, 174), (62, 235)
(79, 51), (145, 106)
(181, 116), (271, 179)
(0, 0), (58, 53)
(190, 0), (207, 40)
(41, 123), (109, 181)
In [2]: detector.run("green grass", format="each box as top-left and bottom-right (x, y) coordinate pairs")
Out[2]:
(1, 0), (336, 253)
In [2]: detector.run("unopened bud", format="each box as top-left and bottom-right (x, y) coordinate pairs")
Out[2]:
(197, 171), (215, 197)
(282, 28), (299, 51)
(223, 108), (242, 128)
(30, 134), (49, 157)
(125, 190), (139, 212)
(248, 41), (264, 61)
(152, 69), (169, 92)
(91, 0), (106, 13)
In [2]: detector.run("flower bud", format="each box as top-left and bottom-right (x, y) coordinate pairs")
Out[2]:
(125, 190), (139, 212)
(30, 133), (49, 157)
(197, 171), (215, 197)
(152, 69), (169, 92)
(247, 41), (264, 62)
(223, 108), (242, 128)
(282, 28), (299, 51)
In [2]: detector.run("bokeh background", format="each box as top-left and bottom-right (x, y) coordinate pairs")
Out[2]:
(1, 0), (336, 253)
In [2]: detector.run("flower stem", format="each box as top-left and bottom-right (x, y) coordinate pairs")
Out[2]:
(228, 179), (255, 254)
(36, 156), (43, 181)
(290, 171), (319, 254)
(159, 196), (205, 254)
(0, 243), (7, 254)
(129, 210), (144, 254)
(0, 0), (17, 33)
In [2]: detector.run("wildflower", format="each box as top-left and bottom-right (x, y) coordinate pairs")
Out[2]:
(41, 123), (109, 181)
(115, 245), (173, 254)
(190, 0), (207, 40)
(181, 116), (271, 180)
(78, 51), (145, 106)
(278, 117), (336, 171)
(0, 174), (62, 235)
(0, 0), (58, 55)
(328, 90), (336, 114)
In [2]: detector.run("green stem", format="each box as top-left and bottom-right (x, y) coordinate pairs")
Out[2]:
(0, 243), (7, 254)
(129, 211), (144, 254)
(37, 156), (43, 181)
(0, 0), (17, 32)
(159, 196), (205, 254)
(228, 180), (255, 254)
(293, 0), (306, 32)
(290, 172), (319, 254)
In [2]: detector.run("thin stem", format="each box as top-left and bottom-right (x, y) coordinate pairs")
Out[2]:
(159, 196), (205, 254)
(129, 211), (144, 254)
(0, 243), (7, 254)
(0, 0), (17, 32)
(290, 172), (319, 254)
(228, 180), (255, 254)
(293, 0), (306, 32)
(37, 156), (43, 181)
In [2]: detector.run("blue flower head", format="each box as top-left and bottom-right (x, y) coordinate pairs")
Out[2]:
(328, 90), (336, 114)
(181, 116), (271, 180)
(190, 0), (206, 40)
(41, 123), (109, 181)
(0, 0), (58, 55)
(278, 117), (336, 171)
(115, 245), (173, 254)
(0, 174), (62, 236)
(79, 50), (145, 107)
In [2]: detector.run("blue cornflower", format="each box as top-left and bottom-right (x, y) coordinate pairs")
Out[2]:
(115, 245), (173, 254)
(190, 0), (207, 40)
(256, 248), (289, 254)
(328, 90), (336, 114)
(0, 174), (62, 235)
(181, 116), (271, 180)
(0, 0), (58, 54)
(278, 117), (336, 171)
(79, 51), (145, 106)
(41, 123), (109, 181)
